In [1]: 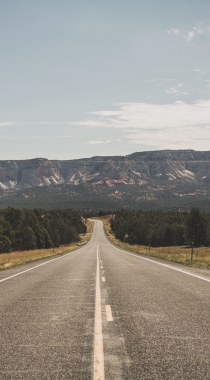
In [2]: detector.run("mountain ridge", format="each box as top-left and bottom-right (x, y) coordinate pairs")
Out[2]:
(1, 149), (210, 191)
(0, 150), (210, 211)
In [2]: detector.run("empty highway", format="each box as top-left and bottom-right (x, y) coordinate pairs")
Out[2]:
(0, 221), (210, 379)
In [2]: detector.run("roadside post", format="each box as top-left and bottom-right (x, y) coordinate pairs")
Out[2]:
(191, 242), (194, 261)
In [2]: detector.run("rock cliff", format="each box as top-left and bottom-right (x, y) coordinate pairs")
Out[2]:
(0, 150), (210, 191)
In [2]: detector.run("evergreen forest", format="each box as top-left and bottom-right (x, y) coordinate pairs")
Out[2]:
(0, 207), (86, 253)
(110, 208), (210, 247)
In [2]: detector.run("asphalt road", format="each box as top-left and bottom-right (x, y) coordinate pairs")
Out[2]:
(0, 221), (210, 379)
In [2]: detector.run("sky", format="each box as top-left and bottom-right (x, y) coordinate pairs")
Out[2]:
(0, 0), (210, 160)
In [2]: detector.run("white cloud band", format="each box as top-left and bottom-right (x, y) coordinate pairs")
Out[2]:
(76, 99), (210, 150)
(83, 100), (210, 130)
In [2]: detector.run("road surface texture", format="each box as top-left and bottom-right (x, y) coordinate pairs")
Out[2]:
(0, 221), (210, 379)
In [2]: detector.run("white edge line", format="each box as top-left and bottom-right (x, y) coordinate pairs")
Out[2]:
(94, 244), (105, 380)
(104, 230), (210, 284)
(0, 227), (95, 284)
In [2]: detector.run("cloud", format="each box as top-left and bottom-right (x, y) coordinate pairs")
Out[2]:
(168, 25), (210, 43)
(165, 88), (178, 95)
(126, 125), (210, 150)
(185, 26), (208, 42)
(38, 121), (78, 125)
(87, 140), (104, 145)
(186, 31), (195, 42)
(167, 29), (180, 36)
(87, 140), (111, 145)
(57, 135), (78, 138)
(1, 121), (79, 127)
(165, 87), (188, 96)
(77, 99), (210, 130)
(0, 122), (19, 127)
(194, 27), (205, 35)
(75, 100), (210, 150)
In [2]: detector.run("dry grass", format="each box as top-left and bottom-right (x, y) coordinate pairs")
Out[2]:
(80, 218), (94, 243)
(102, 217), (210, 269)
(0, 219), (94, 271)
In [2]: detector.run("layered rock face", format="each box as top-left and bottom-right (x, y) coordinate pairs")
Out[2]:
(0, 150), (210, 191)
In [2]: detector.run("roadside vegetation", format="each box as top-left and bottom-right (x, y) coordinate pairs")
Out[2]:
(0, 207), (93, 270)
(102, 209), (210, 269)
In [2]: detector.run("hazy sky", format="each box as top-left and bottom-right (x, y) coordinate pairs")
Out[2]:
(1, 0), (210, 159)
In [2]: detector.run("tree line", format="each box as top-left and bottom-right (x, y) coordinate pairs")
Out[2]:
(0, 207), (86, 253)
(110, 208), (210, 247)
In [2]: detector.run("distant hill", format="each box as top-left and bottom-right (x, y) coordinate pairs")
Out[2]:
(0, 150), (210, 211)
